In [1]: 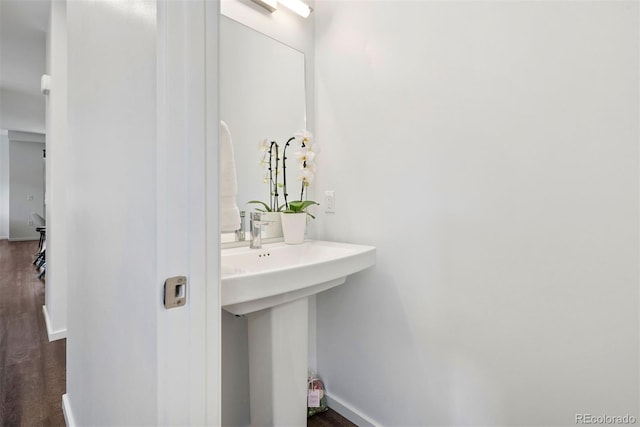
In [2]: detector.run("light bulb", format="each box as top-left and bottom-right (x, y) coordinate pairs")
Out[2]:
(278, 0), (312, 18)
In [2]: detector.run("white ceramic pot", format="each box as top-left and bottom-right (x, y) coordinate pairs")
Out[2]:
(280, 212), (307, 245)
(260, 212), (283, 238)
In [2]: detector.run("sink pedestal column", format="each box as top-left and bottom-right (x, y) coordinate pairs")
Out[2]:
(247, 297), (309, 426)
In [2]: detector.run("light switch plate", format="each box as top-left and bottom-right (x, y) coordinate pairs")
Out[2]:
(164, 276), (187, 309)
(325, 190), (335, 213)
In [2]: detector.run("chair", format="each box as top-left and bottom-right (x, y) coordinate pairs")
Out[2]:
(31, 213), (46, 280)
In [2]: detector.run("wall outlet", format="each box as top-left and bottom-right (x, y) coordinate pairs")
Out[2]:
(27, 195), (34, 201)
(27, 219), (34, 226)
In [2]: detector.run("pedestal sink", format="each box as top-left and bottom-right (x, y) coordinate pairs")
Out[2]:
(221, 240), (376, 426)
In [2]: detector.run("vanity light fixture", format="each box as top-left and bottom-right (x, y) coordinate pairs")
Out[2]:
(278, 0), (312, 18)
(251, 0), (277, 13)
(251, 0), (312, 18)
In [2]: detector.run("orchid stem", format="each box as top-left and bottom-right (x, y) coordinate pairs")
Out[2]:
(282, 136), (296, 209)
(268, 141), (279, 211)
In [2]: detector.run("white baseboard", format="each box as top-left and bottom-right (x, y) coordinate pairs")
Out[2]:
(42, 305), (67, 341)
(326, 393), (380, 427)
(62, 394), (76, 427)
(8, 237), (39, 242)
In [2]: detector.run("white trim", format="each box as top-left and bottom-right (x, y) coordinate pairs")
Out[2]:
(325, 393), (381, 427)
(62, 394), (76, 427)
(8, 237), (39, 242)
(42, 305), (67, 341)
(205, 1), (222, 425)
(0, 236), (8, 240)
(7, 131), (46, 144)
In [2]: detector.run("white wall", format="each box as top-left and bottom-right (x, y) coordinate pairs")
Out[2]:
(314, 1), (639, 426)
(65, 1), (159, 424)
(0, 132), (9, 239)
(0, 89), (46, 135)
(42, 0), (68, 341)
(0, 0), (47, 134)
(8, 133), (45, 241)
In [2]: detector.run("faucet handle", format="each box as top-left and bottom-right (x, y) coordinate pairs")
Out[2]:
(250, 211), (270, 249)
(235, 211), (246, 241)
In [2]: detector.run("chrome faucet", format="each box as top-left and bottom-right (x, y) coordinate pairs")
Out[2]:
(235, 211), (246, 241)
(250, 212), (270, 249)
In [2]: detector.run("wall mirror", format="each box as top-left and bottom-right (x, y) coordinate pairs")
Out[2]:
(220, 15), (306, 245)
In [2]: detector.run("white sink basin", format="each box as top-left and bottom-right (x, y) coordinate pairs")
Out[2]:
(221, 239), (376, 425)
(221, 240), (376, 315)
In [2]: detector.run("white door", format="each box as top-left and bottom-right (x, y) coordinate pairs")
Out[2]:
(157, 0), (220, 425)
(64, 0), (220, 425)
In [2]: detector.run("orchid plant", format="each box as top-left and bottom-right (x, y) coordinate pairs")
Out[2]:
(248, 130), (319, 217)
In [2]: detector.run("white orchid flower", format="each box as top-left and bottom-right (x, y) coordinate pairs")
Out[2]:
(304, 163), (317, 173)
(306, 142), (320, 154)
(259, 138), (271, 152)
(297, 168), (314, 186)
(294, 130), (314, 146)
(259, 149), (271, 167)
(294, 149), (316, 164)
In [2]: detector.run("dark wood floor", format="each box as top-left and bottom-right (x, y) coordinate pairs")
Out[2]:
(0, 240), (66, 426)
(308, 408), (357, 427)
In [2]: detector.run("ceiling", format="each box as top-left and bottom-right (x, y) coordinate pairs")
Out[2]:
(0, 0), (50, 134)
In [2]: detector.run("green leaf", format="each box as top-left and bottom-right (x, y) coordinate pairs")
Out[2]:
(247, 200), (273, 212)
(288, 200), (319, 212)
(282, 200), (319, 219)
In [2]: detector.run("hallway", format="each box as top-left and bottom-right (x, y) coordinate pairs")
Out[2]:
(0, 240), (66, 426)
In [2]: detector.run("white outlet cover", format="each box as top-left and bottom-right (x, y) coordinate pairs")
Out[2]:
(324, 190), (335, 213)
